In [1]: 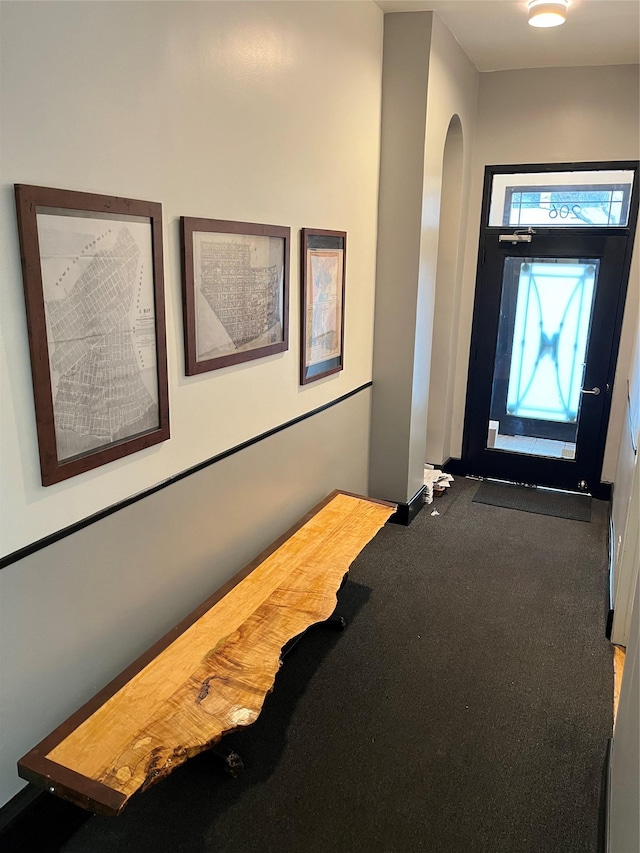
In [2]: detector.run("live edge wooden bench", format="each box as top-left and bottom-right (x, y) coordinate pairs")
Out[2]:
(18, 490), (395, 816)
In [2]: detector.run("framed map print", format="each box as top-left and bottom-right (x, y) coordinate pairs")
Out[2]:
(180, 217), (290, 375)
(300, 228), (346, 385)
(14, 184), (170, 486)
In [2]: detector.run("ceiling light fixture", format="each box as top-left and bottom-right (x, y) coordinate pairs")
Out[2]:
(527, 0), (569, 28)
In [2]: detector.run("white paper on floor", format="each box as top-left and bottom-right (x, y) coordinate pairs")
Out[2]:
(423, 467), (454, 504)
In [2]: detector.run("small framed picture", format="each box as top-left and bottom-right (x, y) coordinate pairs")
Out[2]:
(180, 218), (290, 375)
(300, 228), (346, 384)
(14, 184), (170, 486)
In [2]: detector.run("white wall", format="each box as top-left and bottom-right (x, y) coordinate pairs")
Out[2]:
(611, 305), (640, 646)
(451, 64), (640, 485)
(425, 115), (463, 466)
(0, 0), (384, 807)
(609, 580), (640, 853)
(0, 0), (383, 558)
(369, 11), (478, 503)
(422, 17), (478, 468)
(369, 11), (434, 503)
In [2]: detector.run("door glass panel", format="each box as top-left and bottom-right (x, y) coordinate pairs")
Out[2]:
(487, 257), (599, 459)
(488, 169), (634, 227)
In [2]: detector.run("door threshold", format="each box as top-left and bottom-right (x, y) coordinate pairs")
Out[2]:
(468, 475), (591, 497)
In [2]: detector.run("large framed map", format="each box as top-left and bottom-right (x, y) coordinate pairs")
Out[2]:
(181, 217), (290, 375)
(14, 185), (170, 486)
(300, 228), (346, 385)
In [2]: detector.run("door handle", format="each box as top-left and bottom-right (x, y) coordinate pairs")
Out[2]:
(581, 386), (601, 396)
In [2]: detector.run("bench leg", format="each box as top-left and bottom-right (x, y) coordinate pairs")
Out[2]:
(281, 612), (348, 659)
(210, 744), (244, 778)
(310, 615), (347, 632)
(281, 572), (349, 658)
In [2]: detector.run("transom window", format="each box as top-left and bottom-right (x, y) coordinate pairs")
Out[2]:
(488, 169), (635, 227)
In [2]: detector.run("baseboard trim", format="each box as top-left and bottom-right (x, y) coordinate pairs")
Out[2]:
(389, 486), (426, 526)
(443, 457), (468, 478)
(0, 785), (89, 852)
(606, 609), (614, 641)
(602, 737), (613, 853)
(593, 482), (613, 501)
(0, 784), (39, 834)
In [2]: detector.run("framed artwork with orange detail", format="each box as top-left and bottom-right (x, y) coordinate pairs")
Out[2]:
(14, 184), (170, 486)
(300, 228), (346, 385)
(180, 217), (290, 375)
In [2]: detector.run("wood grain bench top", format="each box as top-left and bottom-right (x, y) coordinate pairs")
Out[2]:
(18, 490), (395, 815)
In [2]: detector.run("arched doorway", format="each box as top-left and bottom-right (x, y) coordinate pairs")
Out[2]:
(426, 115), (464, 466)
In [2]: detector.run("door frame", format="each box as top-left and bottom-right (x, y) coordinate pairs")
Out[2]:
(455, 160), (639, 499)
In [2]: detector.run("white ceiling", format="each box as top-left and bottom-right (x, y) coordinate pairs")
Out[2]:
(374, 0), (640, 71)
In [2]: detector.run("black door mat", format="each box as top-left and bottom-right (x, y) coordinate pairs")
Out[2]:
(472, 480), (592, 522)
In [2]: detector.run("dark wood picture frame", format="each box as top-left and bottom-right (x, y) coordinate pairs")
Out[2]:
(180, 217), (290, 375)
(300, 228), (346, 385)
(14, 184), (170, 486)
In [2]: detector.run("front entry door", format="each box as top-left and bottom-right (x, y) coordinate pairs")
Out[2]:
(461, 163), (638, 496)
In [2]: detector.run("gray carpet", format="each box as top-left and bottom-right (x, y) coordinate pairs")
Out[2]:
(473, 479), (592, 522)
(62, 478), (613, 853)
